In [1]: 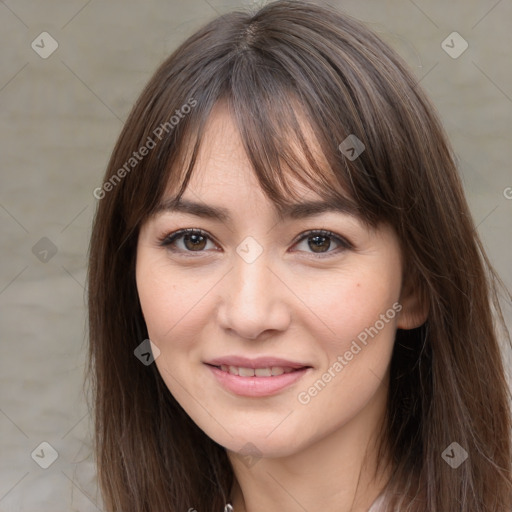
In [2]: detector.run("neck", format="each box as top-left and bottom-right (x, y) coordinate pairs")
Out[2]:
(227, 383), (390, 512)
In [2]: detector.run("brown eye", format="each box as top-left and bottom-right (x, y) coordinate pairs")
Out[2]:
(293, 229), (351, 257)
(160, 229), (217, 254)
(182, 232), (207, 251)
(308, 235), (332, 253)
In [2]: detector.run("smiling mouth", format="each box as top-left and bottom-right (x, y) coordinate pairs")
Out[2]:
(208, 364), (308, 377)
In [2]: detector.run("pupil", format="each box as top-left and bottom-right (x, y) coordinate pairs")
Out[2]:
(309, 235), (329, 253)
(185, 234), (206, 251)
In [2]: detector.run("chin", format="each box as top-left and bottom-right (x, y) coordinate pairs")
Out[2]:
(210, 425), (307, 461)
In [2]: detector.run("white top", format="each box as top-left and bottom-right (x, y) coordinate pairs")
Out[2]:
(368, 493), (385, 511)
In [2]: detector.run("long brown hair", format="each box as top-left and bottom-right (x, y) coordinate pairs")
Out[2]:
(86, 1), (512, 510)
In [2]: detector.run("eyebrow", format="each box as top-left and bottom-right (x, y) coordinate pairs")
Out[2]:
(153, 196), (359, 222)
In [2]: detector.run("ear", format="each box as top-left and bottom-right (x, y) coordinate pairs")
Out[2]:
(396, 267), (429, 330)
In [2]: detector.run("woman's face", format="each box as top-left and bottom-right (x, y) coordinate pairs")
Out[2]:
(136, 104), (419, 459)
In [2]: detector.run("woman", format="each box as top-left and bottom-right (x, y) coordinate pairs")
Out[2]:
(87, 1), (512, 510)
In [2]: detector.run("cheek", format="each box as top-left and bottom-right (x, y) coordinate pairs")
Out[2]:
(291, 263), (400, 409)
(135, 254), (218, 346)
(294, 261), (401, 350)
(135, 255), (216, 406)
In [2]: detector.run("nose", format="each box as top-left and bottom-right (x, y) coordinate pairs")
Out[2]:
(217, 253), (291, 340)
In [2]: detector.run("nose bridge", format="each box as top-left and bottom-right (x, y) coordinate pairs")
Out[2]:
(231, 235), (271, 296)
(234, 251), (269, 301)
(218, 238), (290, 338)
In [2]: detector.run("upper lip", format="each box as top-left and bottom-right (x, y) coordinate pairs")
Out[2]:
(205, 356), (311, 369)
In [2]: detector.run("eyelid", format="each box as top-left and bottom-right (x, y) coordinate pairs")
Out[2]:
(158, 228), (219, 251)
(158, 227), (353, 257)
(290, 229), (353, 250)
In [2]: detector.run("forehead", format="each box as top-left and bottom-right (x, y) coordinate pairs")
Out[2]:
(169, 100), (348, 192)
(158, 101), (361, 221)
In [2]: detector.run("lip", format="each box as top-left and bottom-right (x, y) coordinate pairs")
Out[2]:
(204, 356), (312, 398)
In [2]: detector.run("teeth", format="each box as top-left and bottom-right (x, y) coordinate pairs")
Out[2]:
(239, 367), (255, 377)
(217, 365), (302, 377)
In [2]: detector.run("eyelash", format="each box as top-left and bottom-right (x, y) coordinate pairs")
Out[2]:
(158, 228), (353, 259)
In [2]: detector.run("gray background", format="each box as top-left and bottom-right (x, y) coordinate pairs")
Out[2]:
(1, 0), (511, 510)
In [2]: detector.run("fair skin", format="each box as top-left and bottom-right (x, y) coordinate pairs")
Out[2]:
(136, 103), (426, 512)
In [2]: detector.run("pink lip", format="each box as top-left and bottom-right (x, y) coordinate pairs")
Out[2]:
(204, 356), (312, 397)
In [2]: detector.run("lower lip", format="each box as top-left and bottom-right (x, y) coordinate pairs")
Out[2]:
(206, 364), (310, 397)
